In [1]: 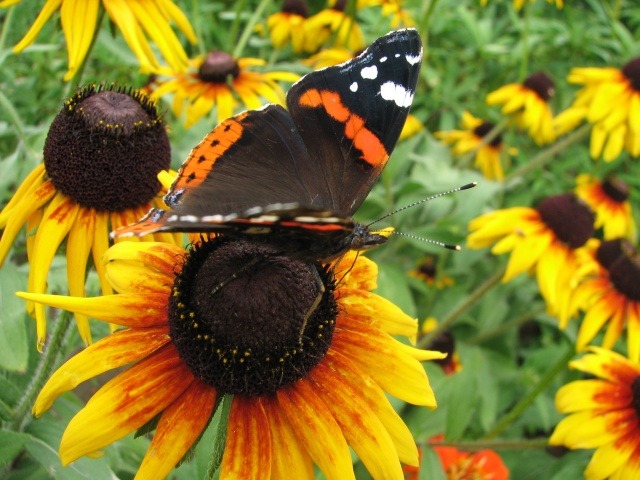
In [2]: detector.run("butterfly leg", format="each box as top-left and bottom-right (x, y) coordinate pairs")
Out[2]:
(211, 256), (262, 295)
(298, 265), (325, 343)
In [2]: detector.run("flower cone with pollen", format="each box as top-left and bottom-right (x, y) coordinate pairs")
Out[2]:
(554, 57), (640, 161)
(467, 193), (595, 324)
(19, 237), (443, 479)
(549, 347), (640, 480)
(151, 52), (299, 128)
(0, 84), (181, 350)
(486, 71), (556, 145)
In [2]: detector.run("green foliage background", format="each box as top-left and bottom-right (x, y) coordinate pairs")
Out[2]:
(1, 0), (639, 479)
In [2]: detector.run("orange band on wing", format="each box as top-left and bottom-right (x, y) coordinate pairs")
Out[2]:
(299, 89), (389, 168)
(172, 112), (248, 192)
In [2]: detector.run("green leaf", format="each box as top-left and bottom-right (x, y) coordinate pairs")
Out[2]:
(0, 429), (30, 464)
(0, 262), (29, 371)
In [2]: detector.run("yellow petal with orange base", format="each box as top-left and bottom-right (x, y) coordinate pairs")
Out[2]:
(568, 347), (640, 384)
(0, 163), (47, 223)
(277, 379), (355, 480)
(33, 326), (170, 415)
(220, 396), (272, 480)
(137, 380), (216, 480)
(59, 345), (193, 465)
(549, 410), (617, 449)
(333, 318), (437, 407)
(17, 291), (169, 328)
(334, 252), (378, 291)
(262, 397), (314, 480)
(310, 361), (404, 480)
(325, 350), (419, 466)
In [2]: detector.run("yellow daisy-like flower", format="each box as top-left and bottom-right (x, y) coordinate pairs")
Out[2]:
(549, 347), (640, 480)
(409, 256), (454, 289)
(571, 239), (640, 362)
(0, 85), (180, 350)
(554, 57), (640, 162)
(399, 114), (423, 141)
(486, 71), (556, 145)
(152, 52), (299, 128)
(435, 111), (517, 181)
(574, 174), (635, 241)
(0, 0), (196, 81)
(303, 46), (355, 69)
(357, 0), (415, 27)
(467, 193), (595, 323)
(19, 237), (443, 479)
(304, 0), (364, 53)
(267, 0), (310, 53)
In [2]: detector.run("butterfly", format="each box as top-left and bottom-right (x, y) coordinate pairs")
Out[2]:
(114, 29), (422, 263)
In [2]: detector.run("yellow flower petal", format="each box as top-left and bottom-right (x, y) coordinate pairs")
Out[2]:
(60, 345), (193, 465)
(13, 0), (62, 52)
(33, 326), (170, 416)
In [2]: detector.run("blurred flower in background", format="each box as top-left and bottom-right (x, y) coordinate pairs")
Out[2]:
(0, 0), (196, 80)
(304, 0), (364, 52)
(151, 52), (299, 127)
(554, 57), (640, 162)
(267, 0), (310, 52)
(550, 347), (640, 480)
(487, 72), (556, 145)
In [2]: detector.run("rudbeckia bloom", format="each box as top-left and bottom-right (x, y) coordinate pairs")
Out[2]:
(267, 0), (310, 52)
(549, 347), (640, 480)
(304, 0), (364, 53)
(357, 0), (415, 27)
(0, 85), (179, 349)
(399, 114), (423, 140)
(467, 193), (595, 323)
(486, 72), (556, 145)
(571, 239), (640, 362)
(435, 111), (517, 181)
(303, 46), (355, 69)
(151, 52), (299, 128)
(409, 256), (454, 289)
(574, 174), (635, 240)
(480, 0), (563, 9)
(0, 0), (196, 81)
(19, 236), (443, 479)
(554, 57), (640, 162)
(422, 320), (461, 376)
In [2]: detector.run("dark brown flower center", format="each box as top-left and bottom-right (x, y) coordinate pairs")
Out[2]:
(622, 57), (640, 92)
(43, 85), (170, 212)
(601, 178), (629, 203)
(473, 121), (503, 147)
(169, 236), (338, 396)
(282, 0), (309, 16)
(198, 51), (240, 83)
(427, 330), (455, 369)
(332, 0), (347, 11)
(609, 252), (640, 301)
(523, 71), (555, 102)
(536, 194), (594, 249)
(632, 376), (640, 417)
(595, 239), (634, 270)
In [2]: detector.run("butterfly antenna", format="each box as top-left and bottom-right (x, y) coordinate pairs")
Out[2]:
(367, 182), (477, 227)
(392, 231), (461, 251)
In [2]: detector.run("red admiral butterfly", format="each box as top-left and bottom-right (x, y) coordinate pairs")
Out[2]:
(115, 29), (422, 262)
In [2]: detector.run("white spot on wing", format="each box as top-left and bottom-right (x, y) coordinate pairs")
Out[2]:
(361, 65), (378, 79)
(380, 56), (387, 62)
(380, 81), (414, 108)
(350, 81), (358, 92)
(405, 53), (421, 65)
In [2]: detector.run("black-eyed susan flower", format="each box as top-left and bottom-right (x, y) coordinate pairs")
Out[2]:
(303, 46), (355, 69)
(409, 256), (454, 289)
(152, 52), (299, 128)
(267, 0), (310, 53)
(399, 114), (423, 141)
(18, 237), (443, 479)
(571, 239), (640, 362)
(422, 319), (461, 376)
(0, 85), (179, 350)
(574, 174), (635, 240)
(303, 0), (364, 53)
(0, 0), (196, 81)
(487, 72), (556, 145)
(554, 57), (640, 162)
(435, 111), (517, 181)
(467, 193), (595, 323)
(549, 347), (640, 479)
(358, 0), (415, 28)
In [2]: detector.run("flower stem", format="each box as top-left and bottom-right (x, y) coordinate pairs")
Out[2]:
(428, 437), (549, 451)
(483, 343), (575, 440)
(0, 4), (15, 53)
(10, 311), (74, 432)
(466, 304), (546, 345)
(232, 0), (273, 59)
(505, 123), (591, 182)
(418, 265), (505, 348)
(459, 118), (510, 168)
